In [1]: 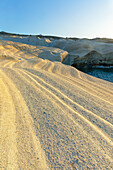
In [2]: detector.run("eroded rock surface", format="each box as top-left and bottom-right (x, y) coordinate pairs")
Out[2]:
(1, 32), (113, 66)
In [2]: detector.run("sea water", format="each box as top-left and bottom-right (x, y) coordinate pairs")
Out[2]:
(78, 66), (113, 83)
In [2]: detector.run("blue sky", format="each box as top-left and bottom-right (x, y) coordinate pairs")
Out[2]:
(0, 0), (113, 38)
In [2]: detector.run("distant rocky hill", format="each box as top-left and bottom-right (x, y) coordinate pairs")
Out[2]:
(1, 31), (113, 67)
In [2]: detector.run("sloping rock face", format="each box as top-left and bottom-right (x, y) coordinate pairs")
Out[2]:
(62, 53), (79, 65)
(53, 39), (113, 67)
(0, 39), (68, 62)
(103, 52), (113, 65)
(72, 51), (103, 67)
(72, 51), (113, 67)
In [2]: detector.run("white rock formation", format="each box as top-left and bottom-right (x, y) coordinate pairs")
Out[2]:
(1, 32), (113, 66)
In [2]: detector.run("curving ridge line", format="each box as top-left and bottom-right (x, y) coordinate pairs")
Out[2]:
(15, 68), (113, 146)
(20, 68), (113, 127)
(30, 58), (113, 97)
(0, 44), (113, 169)
(27, 59), (113, 106)
(3, 61), (14, 68)
(0, 70), (49, 170)
(4, 66), (113, 164)
(17, 58), (113, 97)
(55, 71), (113, 104)
(0, 75), (18, 169)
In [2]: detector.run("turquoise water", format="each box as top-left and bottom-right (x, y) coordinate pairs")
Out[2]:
(78, 67), (113, 83)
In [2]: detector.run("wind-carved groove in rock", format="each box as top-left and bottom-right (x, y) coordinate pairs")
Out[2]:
(0, 35), (113, 169)
(0, 70), (49, 170)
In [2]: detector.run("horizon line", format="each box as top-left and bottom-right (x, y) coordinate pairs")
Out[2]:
(0, 30), (113, 40)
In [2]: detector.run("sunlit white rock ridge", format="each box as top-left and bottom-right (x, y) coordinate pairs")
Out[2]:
(0, 32), (113, 169)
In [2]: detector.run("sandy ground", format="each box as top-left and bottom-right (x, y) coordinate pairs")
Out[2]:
(0, 39), (113, 169)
